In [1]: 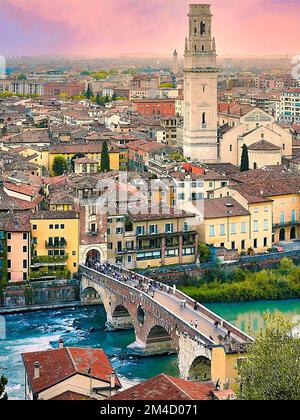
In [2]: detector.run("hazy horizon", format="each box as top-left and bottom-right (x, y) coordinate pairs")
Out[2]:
(1, 0), (299, 57)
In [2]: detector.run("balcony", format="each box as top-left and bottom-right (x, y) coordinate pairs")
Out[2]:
(45, 239), (67, 249)
(31, 255), (68, 267)
(273, 220), (300, 228)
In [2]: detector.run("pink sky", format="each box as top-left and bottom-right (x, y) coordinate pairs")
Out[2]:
(0, 0), (299, 56)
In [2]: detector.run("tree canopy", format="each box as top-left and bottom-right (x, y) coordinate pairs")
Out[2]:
(238, 313), (300, 400)
(52, 156), (68, 176)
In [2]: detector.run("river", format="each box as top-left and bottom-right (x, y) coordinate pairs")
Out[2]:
(0, 299), (299, 400)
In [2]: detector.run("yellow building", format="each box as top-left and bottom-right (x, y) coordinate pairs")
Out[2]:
(211, 347), (245, 392)
(18, 146), (49, 170)
(198, 196), (272, 253)
(107, 211), (198, 269)
(49, 144), (120, 175)
(30, 211), (80, 279)
(213, 187), (273, 252)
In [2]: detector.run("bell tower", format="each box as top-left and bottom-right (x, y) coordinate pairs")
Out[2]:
(183, 4), (218, 162)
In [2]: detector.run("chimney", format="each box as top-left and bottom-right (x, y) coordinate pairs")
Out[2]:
(110, 372), (116, 389)
(58, 338), (64, 349)
(34, 362), (40, 380)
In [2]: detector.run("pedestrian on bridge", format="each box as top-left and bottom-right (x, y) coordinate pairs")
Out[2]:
(195, 320), (198, 329)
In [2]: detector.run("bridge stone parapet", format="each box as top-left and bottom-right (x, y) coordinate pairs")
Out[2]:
(80, 264), (253, 387)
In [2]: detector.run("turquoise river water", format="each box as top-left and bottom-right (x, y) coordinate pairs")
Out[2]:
(0, 299), (299, 400)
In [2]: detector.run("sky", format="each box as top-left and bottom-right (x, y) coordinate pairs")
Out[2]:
(0, 0), (299, 57)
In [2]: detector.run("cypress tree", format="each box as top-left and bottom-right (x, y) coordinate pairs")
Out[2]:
(241, 144), (249, 172)
(85, 85), (93, 100)
(100, 141), (110, 172)
(96, 93), (101, 106)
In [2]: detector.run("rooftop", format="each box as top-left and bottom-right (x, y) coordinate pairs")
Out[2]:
(110, 374), (214, 401)
(22, 347), (121, 395)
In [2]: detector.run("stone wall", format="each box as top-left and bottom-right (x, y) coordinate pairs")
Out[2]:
(2, 279), (80, 308)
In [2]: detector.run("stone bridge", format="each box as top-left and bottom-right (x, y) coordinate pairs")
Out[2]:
(80, 264), (254, 390)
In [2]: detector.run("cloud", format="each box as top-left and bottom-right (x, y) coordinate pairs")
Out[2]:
(0, 0), (299, 56)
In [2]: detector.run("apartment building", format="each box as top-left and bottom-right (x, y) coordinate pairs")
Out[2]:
(279, 88), (300, 125)
(30, 211), (80, 279)
(107, 211), (198, 269)
(198, 197), (272, 253)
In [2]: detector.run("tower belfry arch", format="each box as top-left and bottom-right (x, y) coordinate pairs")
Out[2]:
(183, 4), (219, 162)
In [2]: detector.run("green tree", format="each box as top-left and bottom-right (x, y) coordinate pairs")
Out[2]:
(52, 156), (68, 176)
(0, 375), (8, 400)
(96, 93), (101, 106)
(85, 85), (93, 100)
(100, 141), (110, 172)
(198, 243), (211, 263)
(240, 144), (249, 172)
(238, 313), (300, 400)
(169, 151), (187, 163)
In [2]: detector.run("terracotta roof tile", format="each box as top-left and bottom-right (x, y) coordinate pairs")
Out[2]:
(110, 374), (214, 401)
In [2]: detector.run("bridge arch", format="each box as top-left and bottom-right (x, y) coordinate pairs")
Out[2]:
(80, 286), (102, 306)
(109, 303), (134, 331)
(188, 356), (212, 382)
(143, 324), (177, 356)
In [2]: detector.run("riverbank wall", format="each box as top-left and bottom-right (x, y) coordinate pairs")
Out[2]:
(0, 278), (80, 313)
(139, 250), (300, 284)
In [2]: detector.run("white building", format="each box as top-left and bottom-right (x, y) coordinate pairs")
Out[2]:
(278, 88), (300, 125)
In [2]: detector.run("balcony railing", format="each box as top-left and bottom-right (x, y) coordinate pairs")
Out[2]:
(45, 239), (67, 249)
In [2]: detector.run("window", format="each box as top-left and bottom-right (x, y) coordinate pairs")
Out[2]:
(231, 242), (236, 250)
(7, 233), (11, 240)
(149, 225), (158, 235)
(254, 239), (258, 249)
(264, 238), (268, 247)
(116, 227), (124, 235)
(23, 273), (27, 281)
(60, 224), (65, 230)
(49, 225), (54, 230)
(280, 211), (285, 224)
(183, 222), (189, 233)
(55, 224), (59, 230)
(136, 226), (145, 236)
(209, 225), (215, 237)
(231, 223), (237, 234)
(254, 221), (259, 232)
(7, 246), (11, 253)
(202, 112), (206, 126)
(241, 222), (246, 234)
(23, 260), (27, 269)
(165, 224), (174, 234)
(292, 210), (296, 223)
(220, 224), (225, 236)
(229, 145), (233, 152)
(23, 246), (27, 253)
(23, 233), (27, 240)
(128, 255), (132, 263)
(200, 21), (206, 35)
(241, 240), (246, 250)
(263, 220), (269, 231)
(32, 225), (37, 230)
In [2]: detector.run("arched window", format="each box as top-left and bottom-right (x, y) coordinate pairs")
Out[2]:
(200, 21), (206, 35)
(202, 45), (205, 51)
